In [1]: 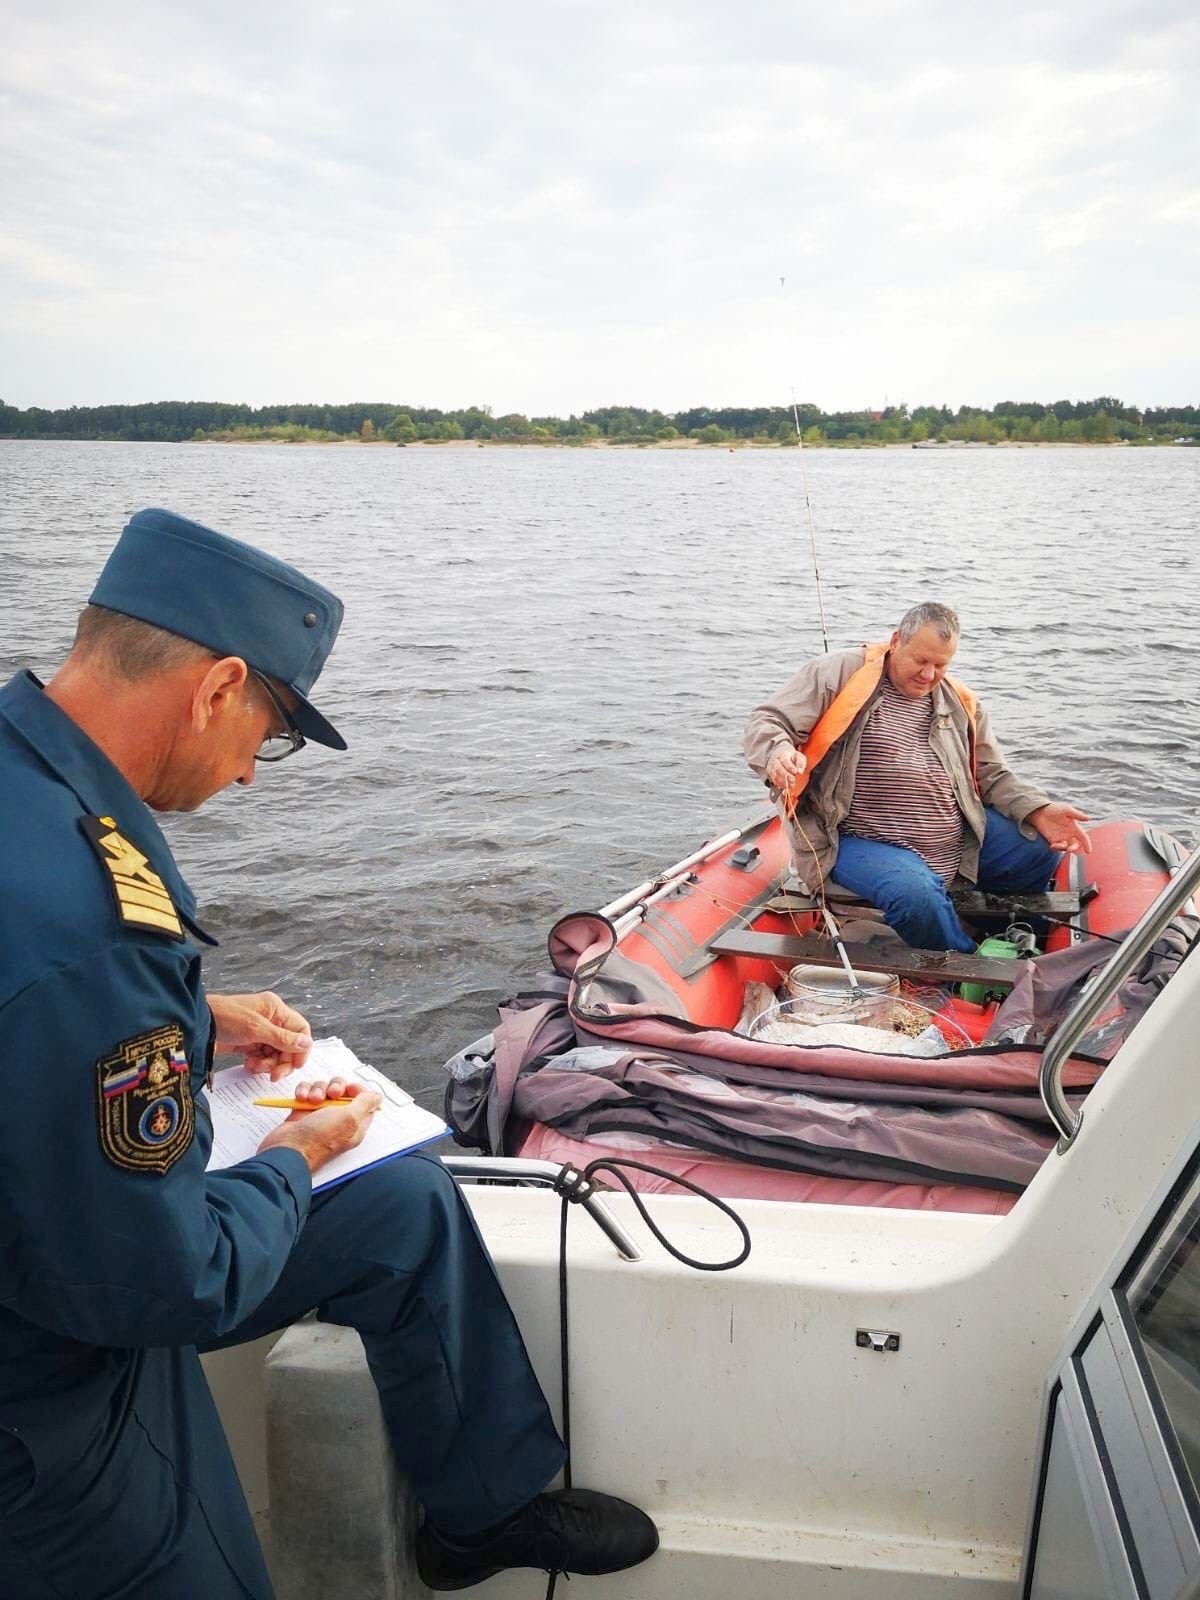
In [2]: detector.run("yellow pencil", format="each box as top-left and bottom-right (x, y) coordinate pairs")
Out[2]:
(252, 1096), (357, 1110)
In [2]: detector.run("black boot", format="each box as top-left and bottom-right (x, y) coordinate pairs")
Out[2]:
(415, 1488), (660, 1591)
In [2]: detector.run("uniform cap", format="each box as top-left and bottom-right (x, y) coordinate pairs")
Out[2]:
(90, 507), (347, 750)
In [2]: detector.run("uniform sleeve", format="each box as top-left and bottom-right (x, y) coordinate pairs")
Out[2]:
(972, 699), (1051, 827)
(0, 936), (312, 1349)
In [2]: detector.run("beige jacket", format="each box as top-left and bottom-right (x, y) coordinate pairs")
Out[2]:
(742, 647), (1051, 891)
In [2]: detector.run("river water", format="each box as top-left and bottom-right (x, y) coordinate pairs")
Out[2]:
(1, 441), (1196, 1107)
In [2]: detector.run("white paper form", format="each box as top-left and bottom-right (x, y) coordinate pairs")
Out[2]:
(204, 1037), (447, 1192)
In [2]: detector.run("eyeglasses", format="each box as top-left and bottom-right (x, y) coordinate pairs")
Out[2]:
(249, 669), (307, 763)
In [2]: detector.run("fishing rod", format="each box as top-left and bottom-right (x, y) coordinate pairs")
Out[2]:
(790, 386), (829, 655)
(785, 372), (875, 984)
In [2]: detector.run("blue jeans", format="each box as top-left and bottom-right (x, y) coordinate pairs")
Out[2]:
(833, 807), (1060, 953)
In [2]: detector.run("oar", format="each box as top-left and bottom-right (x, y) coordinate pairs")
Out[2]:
(599, 828), (745, 921)
(820, 907), (864, 1003)
(612, 869), (696, 942)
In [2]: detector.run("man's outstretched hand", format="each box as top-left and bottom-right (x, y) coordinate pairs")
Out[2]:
(1028, 802), (1092, 855)
(208, 991), (314, 1078)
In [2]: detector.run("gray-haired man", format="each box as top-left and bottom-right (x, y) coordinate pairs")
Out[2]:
(743, 602), (1090, 952)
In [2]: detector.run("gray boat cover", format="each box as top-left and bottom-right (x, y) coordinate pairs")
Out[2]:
(444, 914), (1194, 1195)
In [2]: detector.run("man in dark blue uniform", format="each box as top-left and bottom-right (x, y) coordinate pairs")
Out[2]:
(0, 508), (657, 1597)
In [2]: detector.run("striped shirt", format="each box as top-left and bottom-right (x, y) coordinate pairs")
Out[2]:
(842, 683), (964, 880)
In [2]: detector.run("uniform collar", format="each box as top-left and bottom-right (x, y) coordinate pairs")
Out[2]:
(0, 670), (202, 924)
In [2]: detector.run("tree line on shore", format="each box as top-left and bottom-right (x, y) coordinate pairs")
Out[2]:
(1, 397), (1197, 446)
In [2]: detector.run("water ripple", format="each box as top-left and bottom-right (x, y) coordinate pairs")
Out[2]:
(1, 440), (1197, 1099)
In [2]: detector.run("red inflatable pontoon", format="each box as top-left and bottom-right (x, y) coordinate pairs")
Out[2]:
(500, 812), (1188, 1213)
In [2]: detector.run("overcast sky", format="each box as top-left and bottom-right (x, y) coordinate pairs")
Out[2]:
(2, 0), (1196, 414)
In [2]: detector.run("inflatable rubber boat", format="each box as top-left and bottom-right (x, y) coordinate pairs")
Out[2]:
(445, 808), (1192, 1215)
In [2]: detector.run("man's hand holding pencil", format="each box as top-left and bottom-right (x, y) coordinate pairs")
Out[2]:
(255, 1077), (383, 1175)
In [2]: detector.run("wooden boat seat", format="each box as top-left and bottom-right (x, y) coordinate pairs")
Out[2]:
(771, 881), (1092, 918)
(707, 929), (1024, 990)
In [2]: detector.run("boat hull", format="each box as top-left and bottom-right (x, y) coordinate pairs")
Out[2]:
(509, 814), (1180, 1212)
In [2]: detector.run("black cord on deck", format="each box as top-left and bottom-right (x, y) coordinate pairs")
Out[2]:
(544, 1157), (752, 1598)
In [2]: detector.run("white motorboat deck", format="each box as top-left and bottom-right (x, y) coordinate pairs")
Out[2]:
(217, 847), (1200, 1598)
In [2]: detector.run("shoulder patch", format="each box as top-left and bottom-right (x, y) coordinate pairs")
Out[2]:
(96, 1024), (195, 1175)
(80, 815), (184, 941)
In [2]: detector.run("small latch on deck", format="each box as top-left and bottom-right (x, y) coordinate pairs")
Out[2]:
(730, 846), (760, 870)
(856, 1328), (901, 1353)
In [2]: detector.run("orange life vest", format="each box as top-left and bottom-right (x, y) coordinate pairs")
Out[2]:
(782, 642), (978, 812)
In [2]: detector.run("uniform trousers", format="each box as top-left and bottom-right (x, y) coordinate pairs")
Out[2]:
(0, 1153), (566, 1600)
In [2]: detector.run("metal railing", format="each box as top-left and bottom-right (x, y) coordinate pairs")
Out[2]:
(1040, 845), (1200, 1150)
(442, 1155), (643, 1262)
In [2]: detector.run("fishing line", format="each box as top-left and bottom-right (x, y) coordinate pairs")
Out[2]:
(790, 387), (829, 655)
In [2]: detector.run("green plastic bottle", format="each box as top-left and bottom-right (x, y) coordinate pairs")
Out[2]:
(959, 935), (1020, 1006)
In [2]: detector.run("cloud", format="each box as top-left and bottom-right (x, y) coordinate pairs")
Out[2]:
(1, 0), (1196, 409)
